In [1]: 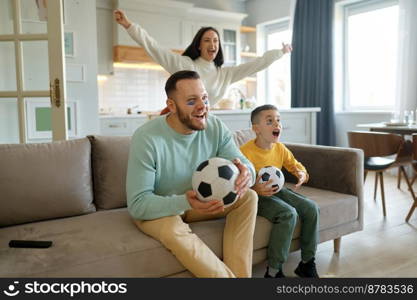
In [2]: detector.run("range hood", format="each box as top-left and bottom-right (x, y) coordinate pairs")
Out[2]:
(113, 45), (183, 64)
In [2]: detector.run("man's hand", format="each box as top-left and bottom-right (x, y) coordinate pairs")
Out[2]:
(282, 42), (293, 54)
(233, 158), (252, 198)
(294, 171), (307, 190)
(252, 175), (279, 196)
(186, 191), (224, 215)
(114, 9), (131, 29)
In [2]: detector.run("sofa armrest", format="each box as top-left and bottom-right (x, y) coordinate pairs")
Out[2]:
(284, 143), (364, 197)
(285, 143), (364, 231)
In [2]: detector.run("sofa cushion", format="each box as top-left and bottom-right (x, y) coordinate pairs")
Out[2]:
(0, 182), (358, 277)
(0, 138), (95, 227)
(88, 135), (131, 210)
(0, 209), (226, 277)
(233, 128), (255, 147)
(253, 183), (358, 250)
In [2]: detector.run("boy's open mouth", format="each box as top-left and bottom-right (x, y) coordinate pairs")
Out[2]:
(272, 129), (280, 137)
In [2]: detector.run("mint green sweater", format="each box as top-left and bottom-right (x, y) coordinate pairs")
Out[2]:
(126, 115), (255, 220)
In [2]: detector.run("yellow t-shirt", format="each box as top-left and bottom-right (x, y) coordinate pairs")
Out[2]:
(240, 139), (309, 181)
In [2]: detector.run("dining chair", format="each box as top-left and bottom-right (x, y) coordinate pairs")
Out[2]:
(396, 138), (413, 189)
(347, 131), (414, 217)
(405, 134), (417, 221)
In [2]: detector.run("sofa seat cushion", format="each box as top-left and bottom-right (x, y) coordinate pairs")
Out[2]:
(0, 186), (357, 278)
(0, 209), (227, 277)
(253, 183), (359, 251)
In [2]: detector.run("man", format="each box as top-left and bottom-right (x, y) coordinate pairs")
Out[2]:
(126, 70), (258, 278)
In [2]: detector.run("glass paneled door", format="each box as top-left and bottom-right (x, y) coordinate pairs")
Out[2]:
(0, 0), (67, 143)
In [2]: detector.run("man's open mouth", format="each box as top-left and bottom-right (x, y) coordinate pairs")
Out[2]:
(193, 113), (206, 120)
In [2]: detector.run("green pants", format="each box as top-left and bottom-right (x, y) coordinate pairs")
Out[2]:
(258, 187), (319, 270)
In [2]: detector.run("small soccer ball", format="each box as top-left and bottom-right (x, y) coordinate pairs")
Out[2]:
(258, 166), (285, 192)
(192, 157), (239, 206)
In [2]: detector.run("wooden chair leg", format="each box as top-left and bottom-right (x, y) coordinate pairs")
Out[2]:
(374, 172), (378, 201)
(399, 166), (417, 222)
(408, 174), (416, 192)
(397, 167), (401, 189)
(334, 237), (341, 253)
(406, 202), (417, 222)
(410, 174), (416, 188)
(379, 172), (387, 217)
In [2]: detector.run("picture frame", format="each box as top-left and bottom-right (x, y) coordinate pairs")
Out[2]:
(25, 98), (78, 140)
(64, 31), (75, 57)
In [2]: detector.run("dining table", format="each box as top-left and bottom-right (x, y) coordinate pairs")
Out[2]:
(356, 122), (417, 135)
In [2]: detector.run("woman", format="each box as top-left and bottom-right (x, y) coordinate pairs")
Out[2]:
(114, 9), (292, 107)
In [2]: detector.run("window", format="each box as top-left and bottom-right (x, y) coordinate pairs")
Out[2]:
(341, 0), (399, 111)
(263, 20), (291, 108)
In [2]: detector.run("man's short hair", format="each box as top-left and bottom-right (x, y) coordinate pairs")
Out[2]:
(250, 104), (278, 124)
(165, 70), (200, 99)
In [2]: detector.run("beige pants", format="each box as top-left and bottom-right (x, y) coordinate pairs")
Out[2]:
(134, 189), (258, 278)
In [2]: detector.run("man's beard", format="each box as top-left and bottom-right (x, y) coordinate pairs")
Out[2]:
(176, 104), (207, 131)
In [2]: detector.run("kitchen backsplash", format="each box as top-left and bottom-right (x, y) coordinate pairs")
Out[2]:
(98, 65), (256, 114)
(98, 66), (170, 113)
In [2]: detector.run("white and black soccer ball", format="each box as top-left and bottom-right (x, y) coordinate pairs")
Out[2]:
(258, 166), (285, 192)
(192, 157), (239, 206)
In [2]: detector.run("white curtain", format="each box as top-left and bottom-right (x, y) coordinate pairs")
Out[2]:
(395, 0), (417, 114)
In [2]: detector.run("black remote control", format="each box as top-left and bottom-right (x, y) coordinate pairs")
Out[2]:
(9, 240), (52, 248)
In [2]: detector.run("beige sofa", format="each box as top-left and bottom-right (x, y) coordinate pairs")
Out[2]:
(0, 132), (364, 277)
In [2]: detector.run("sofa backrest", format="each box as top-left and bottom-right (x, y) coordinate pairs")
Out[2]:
(233, 128), (255, 147)
(0, 138), (95, 227)
(88, 135), (131, 210)
(87, 131), (254, 210)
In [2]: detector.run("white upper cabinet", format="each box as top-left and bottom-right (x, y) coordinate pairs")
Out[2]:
(97, 0), (114, 74)
(113, 0), (247, 58)
(114, 0), (193, 50)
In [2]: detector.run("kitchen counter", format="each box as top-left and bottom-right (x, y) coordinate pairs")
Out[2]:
(99, 107), (320, 144)
(99, 114), (149, 119)
(99, 107), (321, 118)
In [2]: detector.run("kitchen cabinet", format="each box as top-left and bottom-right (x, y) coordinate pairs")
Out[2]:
(96, 0), (114, 74)
(114, 10), (186, 50)
(212, 108), (319, 144)
(100, 115), (148, 136)
(99, 108), (320, 144)
(110, 0), (246, 64)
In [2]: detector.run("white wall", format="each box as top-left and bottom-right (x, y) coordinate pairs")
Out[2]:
(65, 0), (100, 137)
(179, 0), (246, 13)
(245, 0), (291, 25)
(335, 112), (392, 147)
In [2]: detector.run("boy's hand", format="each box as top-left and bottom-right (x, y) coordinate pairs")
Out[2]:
(114, 9), (132, 29)
(294, 171), (307, 190)
(233, 158), (252, 198)
(186, 191), (224, 215)
(252, 175), (279, 197)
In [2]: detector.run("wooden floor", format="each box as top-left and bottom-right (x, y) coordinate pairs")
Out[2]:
(252, 172), (417, 277)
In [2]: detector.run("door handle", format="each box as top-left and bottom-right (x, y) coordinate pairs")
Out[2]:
(49, 78), (61, 108)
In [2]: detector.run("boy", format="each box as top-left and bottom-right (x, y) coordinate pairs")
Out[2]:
(240, 104), (320, 278)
